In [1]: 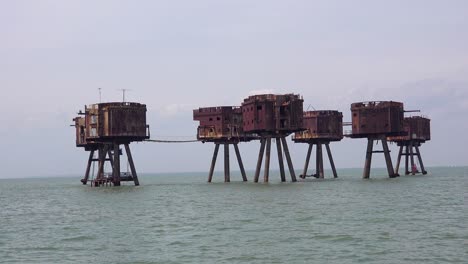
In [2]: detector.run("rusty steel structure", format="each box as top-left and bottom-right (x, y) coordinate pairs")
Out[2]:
(73, 102), (149, 186)
(293, 110), (343, 179)
(348, 101), (405, 179)
(193, 106), (256, 182)
(388, 116), (431, 175)
(242, 94), (304, 182)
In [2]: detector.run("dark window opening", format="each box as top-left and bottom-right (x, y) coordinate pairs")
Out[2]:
(257, 105), (262, 110)
(280, 119), (287, 128)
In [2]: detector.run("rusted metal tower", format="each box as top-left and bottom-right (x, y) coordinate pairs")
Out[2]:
(348, 101), (405, 179)
(388, 116), (431, 175)
(241, 94), (304, 183)
(293, 110), (343, 179)
(193, 106), (256, 182)
(73, 102), (150, 186)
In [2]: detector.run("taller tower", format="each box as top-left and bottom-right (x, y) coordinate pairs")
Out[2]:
(241, 94), (304, 182)
(348, 101), (405, 179)
(73, 102), (149, 186)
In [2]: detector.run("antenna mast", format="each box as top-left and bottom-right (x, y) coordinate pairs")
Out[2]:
(98, 88), (102, 103)
(118, 89), (132, 103)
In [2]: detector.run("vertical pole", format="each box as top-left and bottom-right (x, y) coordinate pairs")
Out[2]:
(409, 141), (416, 175)
(315, 143), (320, 178)
(325, 143), (338, 178)
(124, 144), (139, 186)
(405, 145), (410, 175)
(224, 143), (230, 183)
(302, 143), (313, 179)
(363, 139), (373, 179)
(254, 138), (266, 183)
(276, 138), (286, 182)
(382, 138), (396, 178)
(97, 145), (106, 182)
(82, 150), (95, 185)
(113, 143), (121, 186)
(395, 145), (403, 176)
(264, 137), (271, 182)
(234, 143), (247, 181)
(281, 137), (297, 182)
(319, 144), (325, 178)
(415, 145), (427, 175)
(107, 149), (114, 168)
(208, 144), (220, 183)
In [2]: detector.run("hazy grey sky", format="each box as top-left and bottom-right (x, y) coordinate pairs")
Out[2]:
(1, 0), (467, 178)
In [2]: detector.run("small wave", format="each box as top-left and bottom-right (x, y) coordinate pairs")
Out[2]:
(61, 235), (96, 242)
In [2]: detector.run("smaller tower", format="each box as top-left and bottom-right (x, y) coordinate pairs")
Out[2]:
(193, 106), (256, 182)
(348, 101), (405, 179)
(293, 110), (343, 179)
(241, 94), (304, 182)
(388, 116), (431, 175)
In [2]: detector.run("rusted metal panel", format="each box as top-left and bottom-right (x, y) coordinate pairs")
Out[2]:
(241, 94), (304, 135)
(193, 106), (255, 142)
(293, 110), (343, 142)
(73, 116), (86, 147)
(84, 102), (149, 142)
(388, 116), (431, 143)
(349, 101), (404, 138)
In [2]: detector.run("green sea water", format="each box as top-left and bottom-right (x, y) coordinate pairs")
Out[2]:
(0, 167), (466, 264)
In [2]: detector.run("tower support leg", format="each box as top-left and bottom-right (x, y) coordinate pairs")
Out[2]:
(124, 144), (139, 186)
(415, 145), (427, 175)
(318, 143), (324, 179)
(395, 145), (403, 176)
(405, 145), (410, 175)
(382, 138), (397, 178)
(363, 139), (374, 179)
(409, 142), (416, 175)
(234, 143), (247, 181)
(264, 137), (272, 182)
(107, 149), (114, 168)
(82, 150), (95, 185)
(281, 137), (297, 182)
(208, 144), (220, 183)
(315, 143), (320, 178)
(325, 143), (338, 178)
(254, 139), (266, 183)
(276, 138), (286, 182)
(96, 145), (107, 186)
(113, 143), (121, 186)
(301, 143), (313, 179)
(224, 143), (230, 183)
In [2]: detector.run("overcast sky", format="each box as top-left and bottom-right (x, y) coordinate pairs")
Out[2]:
(1, 0), (467, 179)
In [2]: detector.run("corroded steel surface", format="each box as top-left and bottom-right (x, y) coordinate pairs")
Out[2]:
(388, 116), (431, 144)
(349, 101), (404, 138)
(193, 106), (257, 142)
(241, 94), (304, 135)
(293, 110), (343, 143)
(79, 102), (149, 143)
